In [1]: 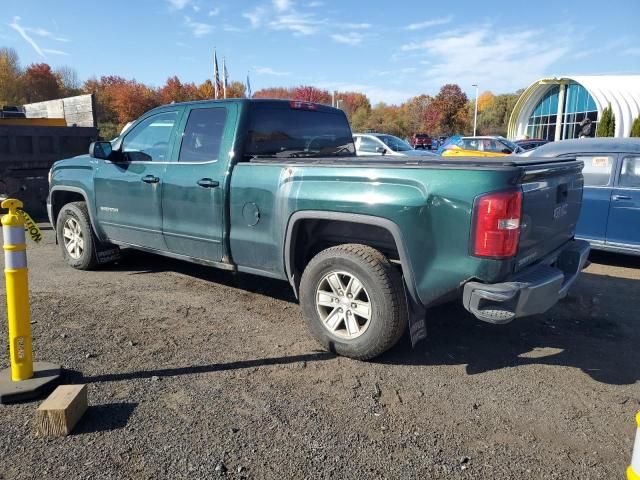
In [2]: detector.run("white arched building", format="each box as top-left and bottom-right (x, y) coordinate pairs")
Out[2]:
(508, 75), (640, 141)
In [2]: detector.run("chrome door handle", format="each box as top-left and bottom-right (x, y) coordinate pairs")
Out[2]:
(612, 194), (632, 201)
(141, 175), (160, 184)
(197, 178), (219, 188)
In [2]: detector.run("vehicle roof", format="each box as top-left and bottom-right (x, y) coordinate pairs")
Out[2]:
(529, 138), (640, 157)
(147, 98), (341, 114)
(461, 136), (507, 140)
(353, 132), (399, 138)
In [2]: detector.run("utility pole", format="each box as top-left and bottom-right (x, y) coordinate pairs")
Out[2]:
(472, 84), (479, 136)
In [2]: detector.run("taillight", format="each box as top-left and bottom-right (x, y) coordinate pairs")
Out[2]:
(472, 190), (522, 258)
(289, 100), (317, 110)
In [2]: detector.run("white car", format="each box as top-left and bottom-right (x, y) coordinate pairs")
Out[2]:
(353, 133), (438, 157)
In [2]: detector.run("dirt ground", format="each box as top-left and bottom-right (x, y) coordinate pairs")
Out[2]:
(0, 227), (638, 479)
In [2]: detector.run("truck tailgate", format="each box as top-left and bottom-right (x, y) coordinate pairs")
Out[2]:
(515, 160), (584, 271)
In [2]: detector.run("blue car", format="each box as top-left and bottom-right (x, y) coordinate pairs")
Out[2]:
(528, 138), (640, 256)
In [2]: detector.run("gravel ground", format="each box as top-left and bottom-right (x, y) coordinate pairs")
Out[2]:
(0, 227), (638, 479)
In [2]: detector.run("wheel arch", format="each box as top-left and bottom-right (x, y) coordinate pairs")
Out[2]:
(49, 186), (100, 239)
(283, 211), (420, 306)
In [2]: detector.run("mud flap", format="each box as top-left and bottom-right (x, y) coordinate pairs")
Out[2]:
(404, 279), (427, 347)
(96, 245), (121, 264)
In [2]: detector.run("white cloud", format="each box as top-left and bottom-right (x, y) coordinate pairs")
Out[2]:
(243, 7), (266, 27)
(273, 0), (293, 11)
(24, 26), (69, 42)
(9, 16), (45, 57)
(399, 25), (571, 93)
(255, 66), (291, 76)
(192, 5), (200, 12)
(223, 24), (243, 32)
(330, 32), (364, 46)
(405, 15), (453, 31)
(208, 8), (220, 16)
(269, 13), (324, 35)
(341, 22), (371, 29)
(167, 0), (190, 9)
(307, 1), (323, 6)
(42, 48), (69, 56)
(184, 16), (214, 37)
(621, 47), (640, 56)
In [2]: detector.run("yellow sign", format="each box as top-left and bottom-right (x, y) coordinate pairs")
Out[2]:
(17, 210), (43, 243)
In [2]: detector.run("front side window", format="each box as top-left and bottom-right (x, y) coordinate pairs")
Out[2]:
(122, 111), (178, 162)
(378, 135), (412, 152)
(619, 157), (640, 188)
(577, 155), (614, 187)
(179, 108), (227, 163)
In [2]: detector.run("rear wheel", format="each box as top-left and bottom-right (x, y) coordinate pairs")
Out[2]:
(299, 244), (408, 360)
(56, 202), (99, 270)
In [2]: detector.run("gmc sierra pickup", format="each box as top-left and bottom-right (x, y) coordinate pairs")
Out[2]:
(48, 99), (589, 359)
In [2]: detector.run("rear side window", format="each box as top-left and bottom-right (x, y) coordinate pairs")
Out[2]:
(244, 106), (355, 159)
(619, 157), (640, 188)
(179, 108), (227, 163)
(577, 155), (614, 186)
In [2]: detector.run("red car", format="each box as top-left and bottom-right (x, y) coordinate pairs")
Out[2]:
(410, 133), (432, 149)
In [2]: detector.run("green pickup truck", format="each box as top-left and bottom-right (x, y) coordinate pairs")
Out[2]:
(47, 99), (590, 359)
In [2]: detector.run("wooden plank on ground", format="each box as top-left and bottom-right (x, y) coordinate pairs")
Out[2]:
(35, 384), (88, 437)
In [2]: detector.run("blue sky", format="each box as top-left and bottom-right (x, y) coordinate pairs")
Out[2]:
(1, 0), (639, 104)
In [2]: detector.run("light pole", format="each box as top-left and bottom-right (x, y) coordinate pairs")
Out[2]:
(336, 99), (343, 110)
(472, 84), (479, 136)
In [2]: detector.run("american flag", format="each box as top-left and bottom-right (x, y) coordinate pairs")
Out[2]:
(246, 72), (252, 98)
(223, 57), (229, 99)
(213, 49), (221, 99)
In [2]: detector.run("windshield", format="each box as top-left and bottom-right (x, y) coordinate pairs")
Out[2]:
(244, 106), (355, 158)
(377, 135), (413, 152)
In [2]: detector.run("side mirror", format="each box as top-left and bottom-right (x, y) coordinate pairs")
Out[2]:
(89, 141), (113, 160)
(501, 148), (512, 154)
(375, 146), (386, 155)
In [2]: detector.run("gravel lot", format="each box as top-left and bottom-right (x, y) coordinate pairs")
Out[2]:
(0, 227), (638, 479)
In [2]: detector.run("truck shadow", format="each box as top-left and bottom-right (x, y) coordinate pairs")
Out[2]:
(382, 269), (640, 386)
(104, 249), (297, 303)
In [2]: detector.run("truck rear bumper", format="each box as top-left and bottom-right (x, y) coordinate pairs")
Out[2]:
(462, 240), (590, 324)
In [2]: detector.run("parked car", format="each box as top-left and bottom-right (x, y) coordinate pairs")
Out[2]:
(526, 138), (640, 256)
(353, 133), (437, 157)
(441, 136), (525, 157)
(48, 99), (589, 360)
(410, 133), (432, 149)
(515, 138), (550, 151)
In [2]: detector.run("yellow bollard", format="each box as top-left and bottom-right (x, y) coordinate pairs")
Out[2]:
(1, 198), (33, 381)
(629, 412), (640, 480)
(0, 198), (61, 403)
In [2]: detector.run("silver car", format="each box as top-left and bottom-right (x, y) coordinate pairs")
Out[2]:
(353, 133), (438, 157)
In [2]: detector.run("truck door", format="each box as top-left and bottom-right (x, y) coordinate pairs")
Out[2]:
(161, 103), (237, 261)
(606, 155), (640, 249)
(94, 109), (182, 250)
(574, 155), (616, 244)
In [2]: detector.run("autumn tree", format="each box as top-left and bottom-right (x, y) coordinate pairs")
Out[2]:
(630, 115), (640, 137)
(476, 91), (495, 113)
(476, 93), (519, 136)
(336, 91), (370, 119)
(253, 87), (294, 99)
(401, 94), (433, 134)
(291, 85), (331, 104)
(431, 84), (469, 135)
(55, 65), (82, 97)
(0, 47), (24, 105)
(22, 63), (61, 103)
(110, 80), (160, 126)
(225, 81), (246, 98)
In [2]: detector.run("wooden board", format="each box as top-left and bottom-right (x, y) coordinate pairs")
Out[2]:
(35, 384), (87, 437)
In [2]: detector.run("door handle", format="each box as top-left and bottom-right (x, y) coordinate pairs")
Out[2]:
(197, 178), (220, 188)
(612, 194), (632, 201)
(141, 175), (160, 184)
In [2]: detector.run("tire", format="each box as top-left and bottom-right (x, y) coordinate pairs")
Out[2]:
(299, 244), (408, 360)
(56, 201), (99, 270)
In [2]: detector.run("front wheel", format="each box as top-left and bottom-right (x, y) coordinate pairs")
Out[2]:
(56, 201), (99, 270)
(299, 244), (408, 360)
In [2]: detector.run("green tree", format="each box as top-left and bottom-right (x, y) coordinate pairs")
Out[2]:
(476, 93), (519, 136)
(596, 104), (616, 137)
(0, 47), (24, 105)
(630, 116), (640, 137)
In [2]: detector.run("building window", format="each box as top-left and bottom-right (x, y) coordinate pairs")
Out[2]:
(526, 86), (559, 141)
(561, 83), (598, 139)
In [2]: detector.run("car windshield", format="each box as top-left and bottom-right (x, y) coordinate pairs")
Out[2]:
(244, 106), (355, 158)
(377, 135), (413, 152)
